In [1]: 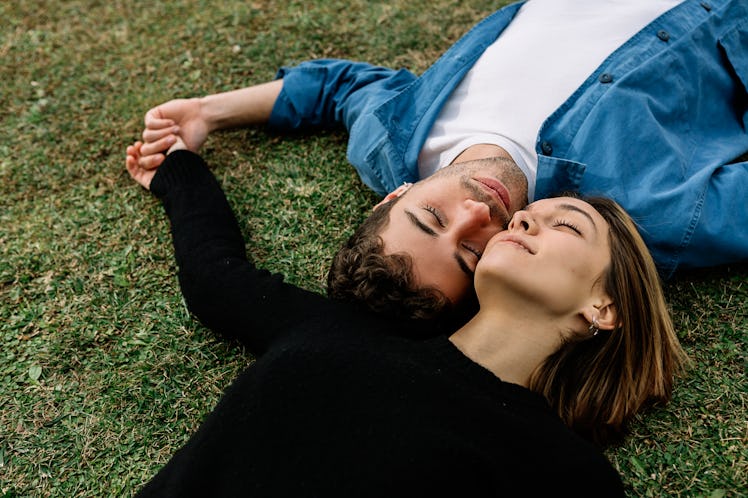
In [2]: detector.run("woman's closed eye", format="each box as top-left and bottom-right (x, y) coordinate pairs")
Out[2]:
(553, 218), (582, 235)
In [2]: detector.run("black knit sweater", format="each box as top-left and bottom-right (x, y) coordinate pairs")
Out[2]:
(136, 150), (624, 497)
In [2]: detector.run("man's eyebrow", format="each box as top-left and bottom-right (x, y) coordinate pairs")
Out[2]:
(454, 253), (474, 278)
(405, 210), (437, 237)
(559, 203), (598, 233)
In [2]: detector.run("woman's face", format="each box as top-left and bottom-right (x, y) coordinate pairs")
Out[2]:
(475, 197), (612, 317)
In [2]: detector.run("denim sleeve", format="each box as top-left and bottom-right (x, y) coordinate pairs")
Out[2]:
(679, 20), (748, 271)
(676, 160), (748, 272)
(267, 59), (416, 133)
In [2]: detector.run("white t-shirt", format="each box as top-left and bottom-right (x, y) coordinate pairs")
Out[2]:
(418, 0), (683, 200)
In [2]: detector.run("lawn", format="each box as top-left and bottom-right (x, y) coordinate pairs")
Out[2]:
(1, 0), (746, 496)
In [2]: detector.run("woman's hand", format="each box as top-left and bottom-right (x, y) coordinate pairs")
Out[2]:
(126, 141), (157, 190)
(125, 136), (187, 190)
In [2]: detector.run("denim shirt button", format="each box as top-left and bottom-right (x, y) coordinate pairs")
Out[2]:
(657, 30), (670, 42)
(599, 73), (613, 84)
(540, 141), (553, 155)
(700, 1), (712, 11)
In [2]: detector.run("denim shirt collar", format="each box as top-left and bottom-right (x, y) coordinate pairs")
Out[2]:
(372, 3), (526, 170)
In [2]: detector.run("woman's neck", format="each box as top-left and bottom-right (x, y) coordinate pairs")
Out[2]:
(448, 309), (563, 387)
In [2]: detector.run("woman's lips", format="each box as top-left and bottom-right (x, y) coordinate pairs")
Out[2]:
(496, 234), (534, 254)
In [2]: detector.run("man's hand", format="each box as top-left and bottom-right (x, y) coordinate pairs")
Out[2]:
(133, 80), (283, 171)
(138, 98), (210, 170)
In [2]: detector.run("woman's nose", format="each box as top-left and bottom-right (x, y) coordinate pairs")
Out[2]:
(508, 210), (536, 233)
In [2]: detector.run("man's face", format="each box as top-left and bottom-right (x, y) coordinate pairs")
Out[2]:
(378, 158), (528, 303)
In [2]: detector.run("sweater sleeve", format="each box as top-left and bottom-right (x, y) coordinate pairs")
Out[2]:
(150, 150), (327, 356)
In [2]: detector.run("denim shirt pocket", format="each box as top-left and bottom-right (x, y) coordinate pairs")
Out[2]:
(718, 20), (748, 127)
(534, 155), (587, 200)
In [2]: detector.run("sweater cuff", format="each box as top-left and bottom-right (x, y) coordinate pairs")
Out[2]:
(150, 150), (215, 198)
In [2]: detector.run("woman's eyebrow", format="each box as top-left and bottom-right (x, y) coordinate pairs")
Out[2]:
(558, 203), (598, 233)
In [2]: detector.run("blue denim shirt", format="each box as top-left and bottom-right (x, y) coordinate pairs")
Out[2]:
(269, 0), (748, 277)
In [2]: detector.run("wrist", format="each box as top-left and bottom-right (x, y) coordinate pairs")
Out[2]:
(196, 95), (220, 134)
(198, 82), (280, 131)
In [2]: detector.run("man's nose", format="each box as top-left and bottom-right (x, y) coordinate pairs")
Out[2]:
(458, 199), (492, 231)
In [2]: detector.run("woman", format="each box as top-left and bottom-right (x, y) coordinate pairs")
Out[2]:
(126, 141), (685, 496)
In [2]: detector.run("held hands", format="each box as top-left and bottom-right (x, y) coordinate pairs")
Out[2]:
(126, 97), (206, 190)
(127, 83), (280, 189)
(137, 98), (210, 170)
(126, 135), (188, 190)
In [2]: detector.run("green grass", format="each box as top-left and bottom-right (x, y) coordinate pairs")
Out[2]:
(1, 1), (746, 496)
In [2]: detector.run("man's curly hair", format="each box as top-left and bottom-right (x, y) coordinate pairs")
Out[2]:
(326, 197), (452, 321)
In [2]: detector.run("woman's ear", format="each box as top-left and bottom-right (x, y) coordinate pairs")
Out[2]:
(373, 182), (412, 210)
(582, 300), (619, 331)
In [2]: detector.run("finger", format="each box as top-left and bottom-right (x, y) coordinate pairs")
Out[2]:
(138, 153), (166, 170)
(126, 154), (139, 179)
(132, 141), (143, 157)
(126, 141), (142, 160)
(141, 134), (176, 156)
(142, 125), (179, 144)
(144, 107), (175, 128)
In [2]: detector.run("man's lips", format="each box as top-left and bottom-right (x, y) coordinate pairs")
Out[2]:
(474, 177), (511, 213)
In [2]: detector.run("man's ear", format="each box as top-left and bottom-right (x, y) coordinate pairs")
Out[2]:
(373, 182), (412, 210)
(582, 299), (619, 331)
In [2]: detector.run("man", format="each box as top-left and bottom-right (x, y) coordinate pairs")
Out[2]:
(133, 0), (748, 316)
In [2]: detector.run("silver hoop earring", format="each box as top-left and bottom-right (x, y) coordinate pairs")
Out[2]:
(589, 318), (599, 337)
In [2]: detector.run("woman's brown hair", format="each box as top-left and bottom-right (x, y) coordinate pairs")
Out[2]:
(528, 196), (688, 446)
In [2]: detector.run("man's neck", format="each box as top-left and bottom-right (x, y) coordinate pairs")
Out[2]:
(452, 143), (513, 164)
